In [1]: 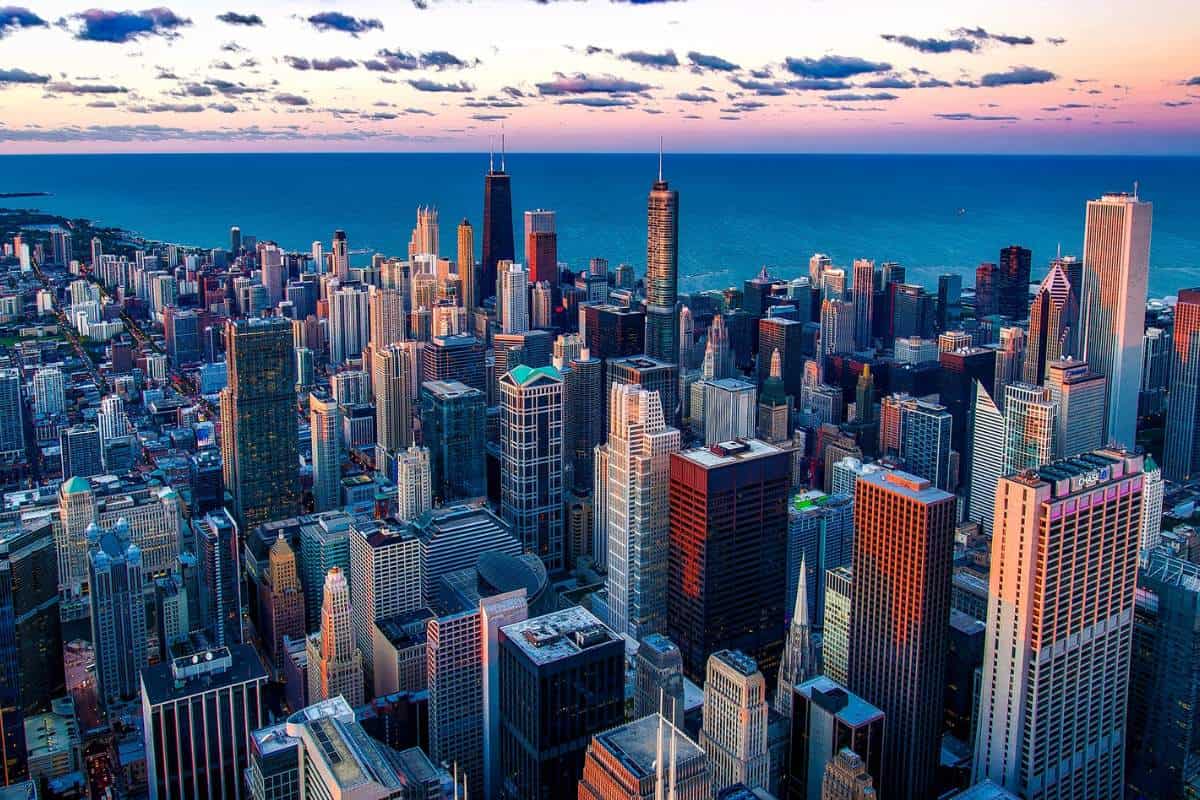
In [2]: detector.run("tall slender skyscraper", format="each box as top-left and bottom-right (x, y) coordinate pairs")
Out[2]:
(1022, 263), (1078, 385)
(482, 141), (514, 304)
(601, 383), (680, 639)
(852, 258), (875, 350)
(221, 317), (300, 530)
(457, 218), (476, 312)
(373, 341), (416, 478)
(524, 209), (558, 285)
(973, 450), (1144, 798)
(331, 229), (349, 282)
(701, 650), (770, 796)
(645, 146), (680, 363)
(1079, 191), (1152, 447)
(849, 470), (955, 800)
(997, 245), (1032, 320)
(499, 260), (530, 333)
(87, 519), (148, 708)
(309, 391), (342, 513)
(306, 567), (363, 707)
(992, 326), (1026, 406)
(328, 282), (371, 365)
(1164, 288), (1200, 481)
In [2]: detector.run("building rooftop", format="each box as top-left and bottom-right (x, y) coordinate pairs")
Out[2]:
(501, 605), (618, 666)
(679, 437), (781, 469)
(712, 649), (759, 677)
(421, 379), (481, 399)
(592, 713), (704, 780)
(141, 644), (266, 706)
(860, 468), (954, 505)
(796, 675), (885, 728)
(504, 363), (562, 387)
(950, 609), (986, 636)
(955, 780), (1021, 800)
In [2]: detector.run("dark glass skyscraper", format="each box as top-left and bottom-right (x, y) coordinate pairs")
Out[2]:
(997, 245), (1032, 320)
(420, 380), (486, 504)
(220, 317), (300, 530)
(482, 149), (514, 304)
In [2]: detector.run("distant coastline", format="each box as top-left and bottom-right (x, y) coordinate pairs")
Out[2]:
(0, 192), (49, 199)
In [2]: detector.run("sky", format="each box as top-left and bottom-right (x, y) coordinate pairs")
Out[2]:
(0, 0), (1197, 154)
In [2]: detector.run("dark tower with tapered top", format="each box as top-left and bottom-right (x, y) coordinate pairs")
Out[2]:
(481, 136), (514, 305)
(645, 140), (680, 363)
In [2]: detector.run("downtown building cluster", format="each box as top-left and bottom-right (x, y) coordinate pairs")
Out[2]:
(0, 150), (1195, 800)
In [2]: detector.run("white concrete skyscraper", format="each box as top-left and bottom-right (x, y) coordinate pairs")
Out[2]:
(328, 282), (370, 365)
(821, 299), (855, 358)
(306, 566), (363, 707)
(1079, 191), (1152, 447)
(309, 391), (342, 513)
(601, 383), (680, 639)
(499, 260), (530, 333)
(973, 450), (1144, 798)
(1043, 357), (1106, 459)
(373, 341), (417, 478)
(33, 366), (65, 417)
(701, 650), (770, 797)
(394, 444), (432, 522)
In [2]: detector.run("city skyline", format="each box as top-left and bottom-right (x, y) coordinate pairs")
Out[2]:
(0, 0), (1195, 154)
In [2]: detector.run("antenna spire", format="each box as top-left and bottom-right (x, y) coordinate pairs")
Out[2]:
(501, 122), (506, 172)
(657, 136), (663, 182)
(488, 136), (494, 173)
(1133, 179), (1139, 199)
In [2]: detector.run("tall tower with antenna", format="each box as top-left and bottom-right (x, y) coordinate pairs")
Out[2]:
(645, 137), (680, 365)
(482, 131), (514, 305)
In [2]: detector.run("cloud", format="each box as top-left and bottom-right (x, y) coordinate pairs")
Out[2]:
(128, 102), (204, 113)
(46, 81), (128, 94)
(620, 49), (679, 69)
(675, 91), (716, 103)
(366, 49), (474, 71)
(784, 55), (891, 79)
(1047, 37), (1066, 45)
(687, 51), (738, 72)
(1185, 76), (1200, 86)
(206, 78), (264, 95)
(785, 78), (852, 91)
(729, 77), (787, 96)
(935, 112), (1019, 121)
(0, 123), (446, 144)
(862, 77), (915, 89)
(536, 73), (652, 95)
(216, 11), (262, 26)
(0, 6), (47, 38)
(917, 78), (952, 88)
(408, 78), (474, 92)
(306, 12), (382, 35)
(0, 67), (49, 84)
(86, 99), (118, 107)
(471, 113), (508, 121)
(420, 50), (476, 70)
(285, 55), (358, 71)
(979, 66), (1056, 87)
(1163, 100), (1192, 108)
(557, 96), (637, 107)
(274, 92), (309, 106)
(880, 34), (976, 54)
(209, 102), (237, 113)
(824, 92), (898, 101)
(955, 27), (1035, 46)
(72, 8), (191, 43)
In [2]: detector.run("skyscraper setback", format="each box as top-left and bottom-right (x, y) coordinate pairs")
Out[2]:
(644, 149), (680, 363)
(482, 143), (514, 304)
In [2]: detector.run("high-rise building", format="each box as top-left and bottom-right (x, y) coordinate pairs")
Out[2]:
(992, 326), (1026, 405)
(975, 262), (998, 319)
(1141, 455), (1163, 550)
(789, 677), (885, 800)
(261, 533), (305, 673)
(331, 229), (349, 281)
(420, 380), (486, 504)
(373, 341), (417, 478)
(423, 333), (485, 394)
(668, 439), (789, 682)
(410, 205), (439, 257)
(820, 299), (855, 358)
(499, 260), (530, 333)
(141, 645), (267, 800)
(1022, 263), (1078, 385)
(308, 391), (342, 513)
(1000, 383), (1057, 474)
(32, 366), (64, 418)
(298, 512), (352, 629)
(196, 509), (243, 648)
(786, 491), (853, 634)
(499, 365), (565, 572)
(967, 383), (1004, 534)
(634, 634), (686, 728)
(937, 272), (963, 332)
(851, 259), (875, 350)
(1164, 288), (1200, 481)
(221, 317), (300, 530)
(898, 399), (953, 491)
(328, 282), (371, 365)
(973, 450), (1144, 799)
(524, 209), (558, 285)
(819, 749), (878, 800)
(87, 518), (149, 708)
(645, 152), (680, 363)
(758, 350), (792, 443)
(849, 470), (955, 800)
(561, 347), (604, 495)
(583, 304), (646, 362)
(822, 566), (852, 686)
(775, 565), (815, 719)
(578, 712), (709, 800)
(1127, 545), (1200, 799)
(1037, 361), (1103, 462)
(498, 607), (624, 799)
(457, 218), (476, 312)
(701, 650), (770, 796)
(482, 144), (514, 304)
(394, 444), (432, 522)
(348, 518), (421, 695)
(997, 245), (1032, 320)
(758, 317), (805, 404)
(601, 383), (680, 639)
(703, 378), (757, 445)
(367, 285), (407, 352)
(1079, 192), (1152, 447)
(306, 567), (364, 707)
(1140, 325), (1171, 416)
(59, 424), (103, 480)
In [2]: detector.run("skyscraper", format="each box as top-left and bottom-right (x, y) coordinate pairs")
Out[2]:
(308, 391), (342, 513)
(775, 564), (815, 719)
(975, 262), (998, 319)
(482, 144), (514, 304)
(457, 218), (476, 312)
(997, 245), (1032, 320)
(789, 677), (885, 800)
(498, 607), (624, 799)
(306, 566), (364, 707)
(348, 518), (421, 695)
(634, 634), (687, 728)
(849, 470), (955, 800)
(819, 749), (878, 800)
(373, 341), (417, 478)
(578, 712), (709, 800)
(851, 259), (875, 350)
(601, 383), (680, 639)
(898, 399), (953, 491)
(331, 229), (349, 281)
(394, 444), (432, 522)
(1164, 288), (1200, 481)
(420, 380), (486, 504)
(1079, 191), (1152, 447)
(196, 509), (243, 648)
(645, 149), (680, 363)
(820, 299), (855, 358)
(973, 450), (1144, 798)
(0, 369), (25, 462)
(32, 366), (64, 418)
(524, 209), (558, 285)
(59, 424), (103, 480)
(1022, 263), (1078, 385)
(967, 382), (1004, 534)
(328, 282), (371, 365)
(87, 518), (149, 708)
(1000, 383), (1057, 474)
(261, 533), (305, 673)
(221, 317), (300, 529)
(499, 260), (530, 333)
(668, 439), (789, 681)
(701, 650), (770, 796)
(703, 378), (756, 445)
(992, 326), (1026, 405)
(367, 284), (407, 352)
(499, 364), (565, 571)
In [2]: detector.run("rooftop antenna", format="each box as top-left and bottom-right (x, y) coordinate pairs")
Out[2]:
(488, 136), (494, 173)
(501, 122), (506, 172)
(654, 689), (665, 800)
(453, 763), (459, 800)
(666, 718), (678, 800)
(1056, 242), (1062, 260)
(658, 136), (664, 182)
(1133, 179), (1139, 199)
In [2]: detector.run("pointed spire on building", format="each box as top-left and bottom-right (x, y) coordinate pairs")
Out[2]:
(775, 554), (815, 718)
(658, 135), (664, 182)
